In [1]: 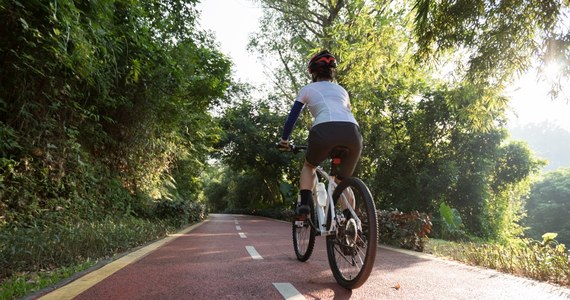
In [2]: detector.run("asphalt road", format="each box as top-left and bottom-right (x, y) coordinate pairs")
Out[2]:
(35, 214), (570, 299)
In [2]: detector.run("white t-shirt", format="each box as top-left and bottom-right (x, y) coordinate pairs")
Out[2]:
(295, 81), (358, 127)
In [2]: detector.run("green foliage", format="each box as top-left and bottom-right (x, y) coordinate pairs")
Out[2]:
(153, 199), (208, 228)
(525, 168), (570, 247)
(435, 202), (467, 241)
(246, 0), (545, 244)
(0, 259), (96, 300)
(212, 100), (299, 210)
(479, 141), (543, 240)
(0, 0), (229, 289)
(378, 210), (432, 252)
(542, 232), (559, 246)
(0, 217), (172, 279)
(222, 207), (295, 222)
(427, 238), (570, 287)
(0, 0), (230, 221)
(203, 165), (230, 212)
(439, 202), (462, 230)
(412, 0), (570, 98)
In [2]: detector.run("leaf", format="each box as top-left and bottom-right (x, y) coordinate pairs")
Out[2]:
(439, 202), (456, 228)
(541, 232), (558, 244)
(19, 18), (29, 30)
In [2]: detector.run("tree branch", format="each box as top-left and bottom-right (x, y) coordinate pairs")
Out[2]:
(276, 47), (301, 91)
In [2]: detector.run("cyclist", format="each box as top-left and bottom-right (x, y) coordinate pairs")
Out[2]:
(278, 49), (363, 219)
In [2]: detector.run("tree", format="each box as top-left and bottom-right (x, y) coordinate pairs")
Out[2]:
(412, 0), (570, 98)
(243, 0), (549, 242)
(0, 0), (231, 225)
(525, 168), (570, 247)
(214, 100), (299, 209)
(484, 141), (545, 239)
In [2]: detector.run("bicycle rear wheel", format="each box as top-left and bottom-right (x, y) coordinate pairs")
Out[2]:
(326, 177), (378, 289)
(292, 197), (316, 261)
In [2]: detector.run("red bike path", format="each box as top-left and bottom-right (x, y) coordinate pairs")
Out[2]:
(34, 214), (570, 299)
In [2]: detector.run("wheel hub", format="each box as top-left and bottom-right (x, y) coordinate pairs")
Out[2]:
(344, 218), (357, 247)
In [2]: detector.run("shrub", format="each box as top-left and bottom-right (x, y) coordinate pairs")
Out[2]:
(378, 210), (432, 251)
(432, 202), (469, 241)
(152, 199), (209, 227)
(222, 206), (294, 222)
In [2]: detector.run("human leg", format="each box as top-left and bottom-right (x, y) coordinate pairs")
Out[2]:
(297, 160), (316, 215)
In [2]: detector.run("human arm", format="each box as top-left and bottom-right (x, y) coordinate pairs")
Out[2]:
(278, 100), (304, 150)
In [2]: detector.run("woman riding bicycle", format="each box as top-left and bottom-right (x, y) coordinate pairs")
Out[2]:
(278, 49), (363, 219)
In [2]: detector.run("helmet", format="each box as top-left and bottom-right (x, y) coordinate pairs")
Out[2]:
(307, 50), (337, 73)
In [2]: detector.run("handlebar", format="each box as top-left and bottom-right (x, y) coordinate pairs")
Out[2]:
(276, 143), (307, 154)
(290, 145), (307, 153)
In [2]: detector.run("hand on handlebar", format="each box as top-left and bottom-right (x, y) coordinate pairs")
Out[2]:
(277, 139), (291, 152)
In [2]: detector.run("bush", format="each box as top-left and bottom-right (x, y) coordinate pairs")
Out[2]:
(378, 210), (432, 251)
(431, 202), (469, 241)
(152, 199), (209, 227)
(222, 206), (295, 222)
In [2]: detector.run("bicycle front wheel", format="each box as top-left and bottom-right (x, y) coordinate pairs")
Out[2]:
(292, 197), (316, 262)
(326, 177), (378, 289)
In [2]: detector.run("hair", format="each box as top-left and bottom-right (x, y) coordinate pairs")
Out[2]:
(308, 49), (337, 82)
(312, 68), (335, 81)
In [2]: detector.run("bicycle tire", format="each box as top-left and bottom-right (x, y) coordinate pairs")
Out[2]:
(326, 177), (378, 289)
(292, 196), (316, 262)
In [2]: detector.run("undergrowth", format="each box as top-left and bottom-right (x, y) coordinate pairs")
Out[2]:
(0, 259), (96, 300)
(426, 238), (570, 287)
(0, 203), (207, 300)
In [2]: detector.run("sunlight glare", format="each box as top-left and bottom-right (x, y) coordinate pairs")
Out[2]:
(542, 61), (563, 83)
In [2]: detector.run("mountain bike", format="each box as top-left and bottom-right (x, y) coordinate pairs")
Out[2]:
(285, 144), (378, 289)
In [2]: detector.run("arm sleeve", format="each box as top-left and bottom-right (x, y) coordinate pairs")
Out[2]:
(281, 101), (304, 141)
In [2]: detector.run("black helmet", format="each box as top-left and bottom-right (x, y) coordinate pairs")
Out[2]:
(307, 50), (337, 73)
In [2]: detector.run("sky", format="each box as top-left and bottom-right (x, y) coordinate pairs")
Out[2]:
(196, 0), (570, 132)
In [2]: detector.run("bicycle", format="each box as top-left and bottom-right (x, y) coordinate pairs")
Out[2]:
(284, 144), (378, 289)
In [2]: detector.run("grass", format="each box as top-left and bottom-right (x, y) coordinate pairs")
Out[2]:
(0, 217), (178, 300)
(0, 260), (96, 300)
(425, 238), (570, 287)
(0, 202), (208, 300)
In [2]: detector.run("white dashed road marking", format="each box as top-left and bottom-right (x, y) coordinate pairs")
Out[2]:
(273, 283), (306, 300)
(236, 225), (242, 231)
(245, 246), (263, 260)
(239, 232), (247, 238)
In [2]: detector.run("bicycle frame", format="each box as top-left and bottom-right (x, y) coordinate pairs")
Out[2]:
(287, 144), (377, 289)
(311, 166), (361, 236)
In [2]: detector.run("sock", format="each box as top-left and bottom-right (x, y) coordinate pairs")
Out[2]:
(300, 189), (312, 206)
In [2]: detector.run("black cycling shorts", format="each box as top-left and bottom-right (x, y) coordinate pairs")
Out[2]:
(306, 121), (363, 179)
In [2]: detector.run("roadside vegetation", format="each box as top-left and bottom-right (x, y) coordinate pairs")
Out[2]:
(426, 236), (570, 287)
(1, 1), (219, 299)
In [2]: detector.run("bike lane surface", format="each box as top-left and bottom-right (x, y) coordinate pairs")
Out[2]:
(36, 214), (570, 299)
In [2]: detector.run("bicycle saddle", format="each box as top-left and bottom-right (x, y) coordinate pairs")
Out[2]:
(329, 146), (350, 161)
